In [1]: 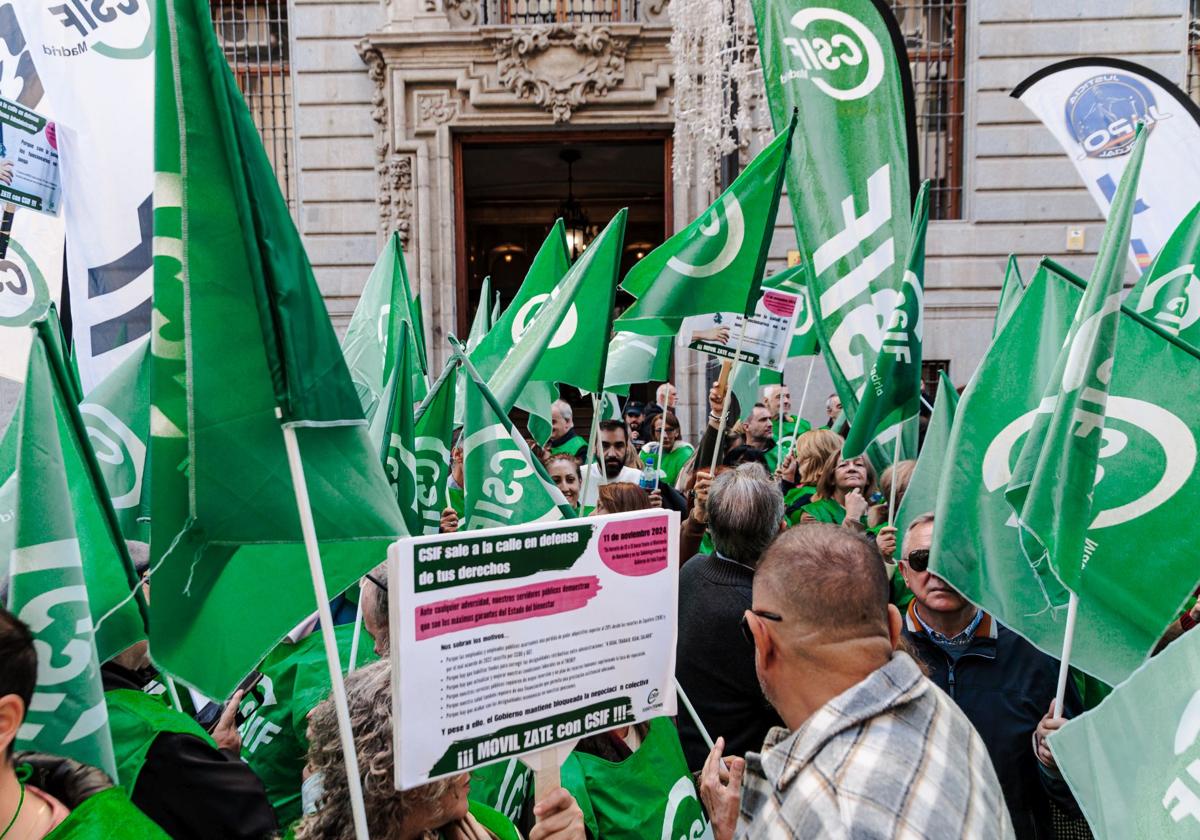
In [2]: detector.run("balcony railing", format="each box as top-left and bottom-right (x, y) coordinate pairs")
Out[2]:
(479, 0), (646, 25)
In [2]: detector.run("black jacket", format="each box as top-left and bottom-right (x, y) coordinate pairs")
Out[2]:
(675, 553), (783, 771)
(101, 663), (278, 840)
(902, 611), (1083, 840)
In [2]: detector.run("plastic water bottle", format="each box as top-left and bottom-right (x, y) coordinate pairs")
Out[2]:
(639, 450), (658, 491)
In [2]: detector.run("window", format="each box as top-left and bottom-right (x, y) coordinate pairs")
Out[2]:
(1190, 0), (1200, 103)
(890, 0), (966, 220)
(481, 0), (639, 25)
(210, 0), (297, 211)
(921, 360), (950, 401)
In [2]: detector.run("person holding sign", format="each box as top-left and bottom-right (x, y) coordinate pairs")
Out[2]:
(796, 453), (877, 531)
(293, 661), (586, 840)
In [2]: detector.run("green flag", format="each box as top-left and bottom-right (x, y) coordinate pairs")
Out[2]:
(895, 370), (957, 535)
(414, 360), (458, 536)
(1128, 199), (1200, 350)
(371, 322), (422, 536)
(933, 257), (1200, 685)
(843, 181), (929, 459)
(602, 331), (672, 397)
(1005, 127), (1148, 599)
(150, 0), (405, 696)
(994, 255), (1025, 337)
(1049, 627), (1200, 839)
(488, 212), (628, 414)
(617, 117), (795, 334)
(456, 276), (500, 429)
(7, 334), (122, 779)
(343, 231), (428, 421)
(79, 341), (151, 544)
(1, 321), (146, 664)
(752, 0), (916, 448)
(459, 353), (574, 530)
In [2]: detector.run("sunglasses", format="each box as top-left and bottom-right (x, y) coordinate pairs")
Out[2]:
(903, 549), (930, 573)
(739, 609), (783, 645)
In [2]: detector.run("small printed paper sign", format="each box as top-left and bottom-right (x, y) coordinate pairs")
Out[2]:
(389, 509), (680, 789)
(680, 288), (801, 371)
(0, 97), (60, 216)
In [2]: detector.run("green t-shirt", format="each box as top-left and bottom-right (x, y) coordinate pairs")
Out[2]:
(105, 688), (219, 793)
(561, 718), (708, 840)
(799, 496), (846, 524)
(640, 444), (694, 488)
(46, 787), (169, 839)
(783, 484), (817, 526)
(238, 623), (377, 827)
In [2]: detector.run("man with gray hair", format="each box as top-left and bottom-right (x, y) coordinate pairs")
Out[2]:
(675, 464), (785, 770)
(548, 399), (587, 459)
(700, 524), (1013, 839)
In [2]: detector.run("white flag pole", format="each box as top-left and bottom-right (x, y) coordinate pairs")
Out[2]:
(675, 678), (715, 751)
(348, 594), (364, 673)
(280, 417), (371, 840)
(163, 676), (184, 713)
(785, 355), (818, 461)
(1053, 592), (1079, 719)
(708, 318), (751, 475)
(653, 396), (670, 491)
(578, 394), (603, 507)
(888, 429), (902, 522)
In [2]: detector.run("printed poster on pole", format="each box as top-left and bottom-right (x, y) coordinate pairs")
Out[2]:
(679, 287), (801, 371)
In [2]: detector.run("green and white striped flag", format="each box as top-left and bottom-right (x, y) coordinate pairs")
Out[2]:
(994, 255), (1025, 337)
(80, 341), (151, 544)
(150, 0), (405, 696)
(414, 361), (458, 535)
(1128, 199), (1200, 350)
(371, 321), (422, 536)
(343, 231), (428, 420)
(459, 356), (574, 531)
(7, 330), (125, 779)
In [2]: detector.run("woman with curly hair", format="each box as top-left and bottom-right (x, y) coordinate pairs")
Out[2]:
(293, 660), (585, 840)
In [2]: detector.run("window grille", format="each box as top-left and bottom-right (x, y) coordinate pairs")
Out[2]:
(210, 0), (297, 211)
(889, 0), (966, 220)
(1190, 0), (1200, 103)
(481, 0), (640, 25)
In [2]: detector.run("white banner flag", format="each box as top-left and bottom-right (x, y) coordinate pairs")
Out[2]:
(12, 0), (154, 391)
(0, 2), (63, 383)
(1013, 58), (1200, 274)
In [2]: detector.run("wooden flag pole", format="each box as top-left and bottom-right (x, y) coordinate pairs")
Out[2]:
(280, 417), (371, 840)
(1053, 592), (1080, 719)
(708, 319), (750, 475)
(785, 355), (818, 461)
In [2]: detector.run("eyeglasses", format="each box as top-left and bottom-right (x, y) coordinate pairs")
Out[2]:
(739, 609), (783, 645)
(903, 549), (930, 573)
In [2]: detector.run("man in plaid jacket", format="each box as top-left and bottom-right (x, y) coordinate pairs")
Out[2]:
(701, 524), (1014, 840)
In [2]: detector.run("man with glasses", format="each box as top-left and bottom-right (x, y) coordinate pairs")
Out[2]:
(700, 523), (1012, 840)
(898, 514), (1082, 840)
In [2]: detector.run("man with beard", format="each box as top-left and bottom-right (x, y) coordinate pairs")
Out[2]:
(579, 420), (648, 509)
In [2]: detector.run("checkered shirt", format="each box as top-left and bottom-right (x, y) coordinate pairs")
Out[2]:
(735, 652), (1014, 839)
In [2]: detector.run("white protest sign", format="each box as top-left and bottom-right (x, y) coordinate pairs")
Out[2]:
(680, 288), (801, 370)
(0, 96), (60, 215)
(389, 509), (680, 790)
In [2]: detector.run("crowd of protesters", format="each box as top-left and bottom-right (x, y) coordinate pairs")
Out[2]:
(5, 382), (1198, 840)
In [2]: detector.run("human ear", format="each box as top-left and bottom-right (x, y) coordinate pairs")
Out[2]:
(886, 604), (902, 651)
(0, 695), (24, 757)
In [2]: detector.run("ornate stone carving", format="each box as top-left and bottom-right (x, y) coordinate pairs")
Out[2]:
(491, 25), (629, 123)
(356, 38), (413, 247)
(442, 0), (478, 26)
(415, 89), (458, 127)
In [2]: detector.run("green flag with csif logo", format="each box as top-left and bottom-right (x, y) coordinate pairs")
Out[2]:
(371, 321), (422, 537)
(933, 257), (1200, 686)
(617, 117), (794, 335)
(843, 180), (928, 459)
(751, 0), (917, 446)
(1005, 126), (1147, 602)
(1049, 627), (1200, 839)
(1127, 199), (1200, 351)
(414, 360), (458, 536)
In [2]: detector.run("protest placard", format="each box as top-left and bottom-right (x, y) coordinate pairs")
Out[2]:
(679, 287), (800, 370)
(0, 97), (60, 216)
(388, 509), (680, 790)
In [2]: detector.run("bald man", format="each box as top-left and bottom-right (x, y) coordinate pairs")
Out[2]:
(700, 525), (1012, 840)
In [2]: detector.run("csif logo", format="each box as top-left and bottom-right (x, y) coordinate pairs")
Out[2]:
(660, 776), (710, 840)
(511, 287), (578, 350)
(45, 0), (154, 60)
(1132, 265), (1200, 338)
(0, 239), (51, 327)
(781, 8), (884, 101)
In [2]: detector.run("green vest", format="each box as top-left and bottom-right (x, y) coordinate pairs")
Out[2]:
(46, 787), (169, 839)
(783, 484), (816, 526)
(238, 623), (376, 827)
(449, 800), (521, 840)
(561, 718), (708, 840)
(105, 688), (218, 794)
(549, 435), (588, 459)
(470, 758), (534, 827)
(640, 444), (694, 488)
